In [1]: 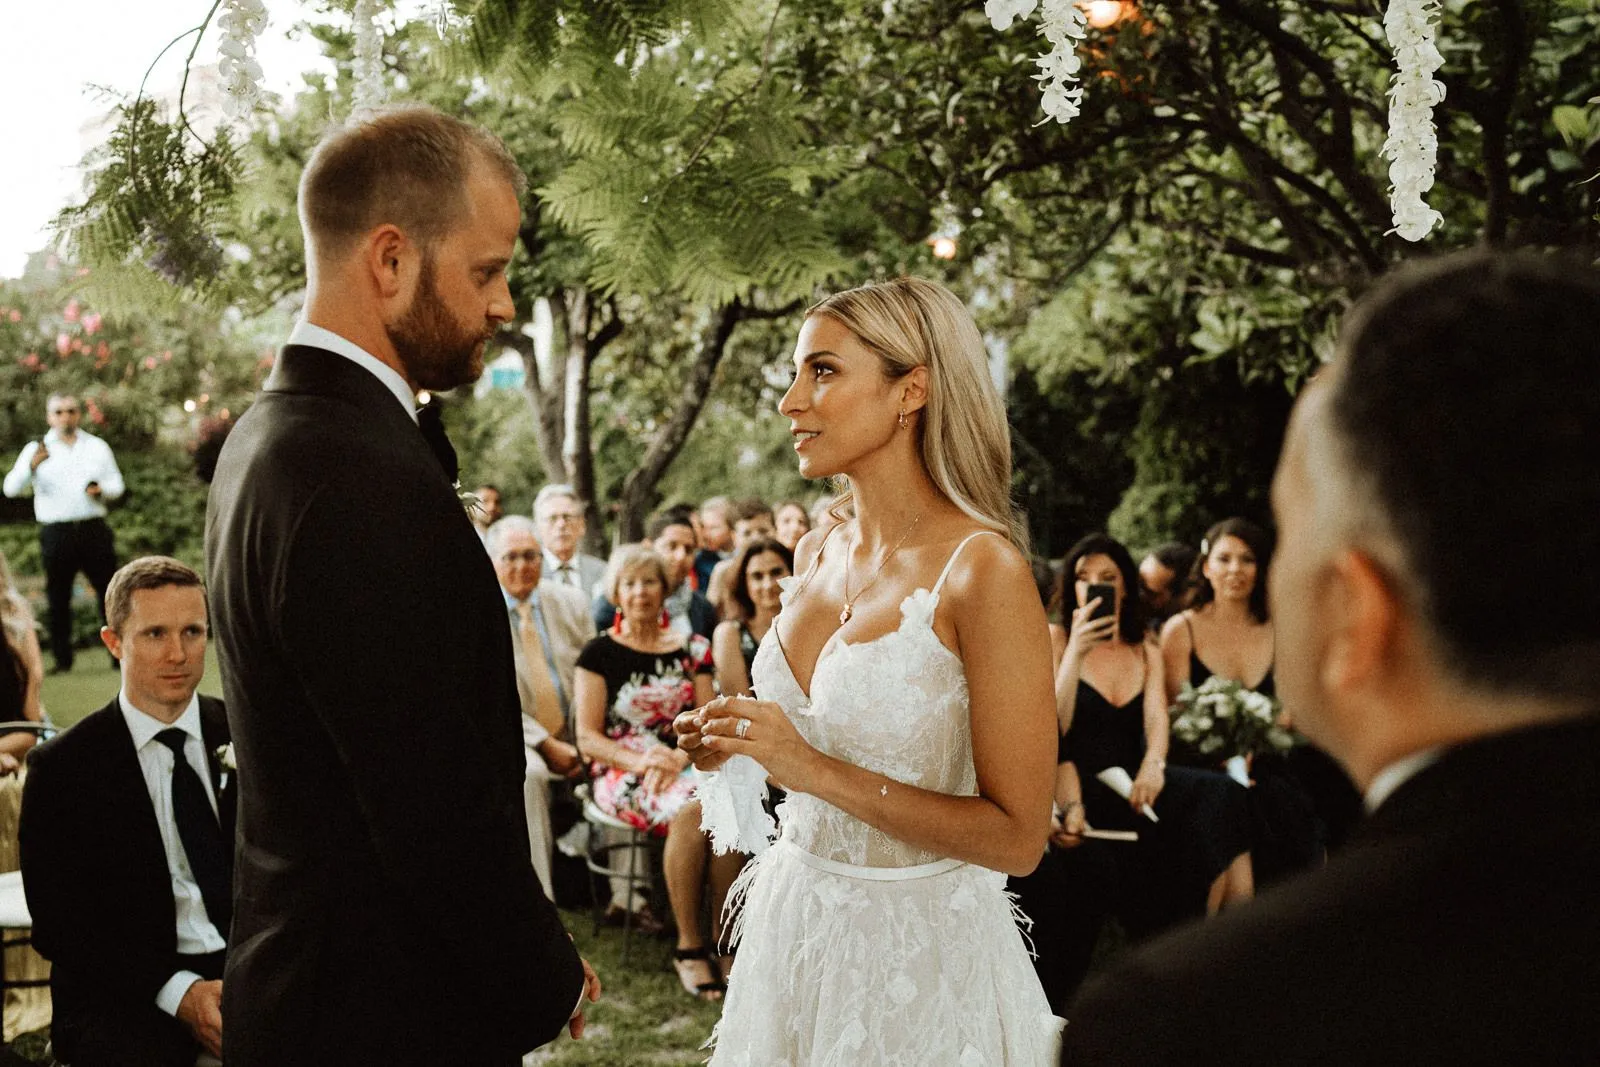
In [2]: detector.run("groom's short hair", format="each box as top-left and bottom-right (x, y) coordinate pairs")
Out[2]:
(1324, 249), (1600, 701)
(299, 104), (526, 260)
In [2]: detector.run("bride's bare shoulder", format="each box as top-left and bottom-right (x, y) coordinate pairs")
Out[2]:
(937, 529), (1032, 602)
(793, 520), (846, 576)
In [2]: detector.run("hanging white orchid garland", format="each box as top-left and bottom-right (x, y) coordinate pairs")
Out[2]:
(987, 0), (1089, 126)
(986, 0), (1448, 240)
(217, 0), (269, 120)
(352, 0), (388, 113)
(1381, 0), (1446, 241)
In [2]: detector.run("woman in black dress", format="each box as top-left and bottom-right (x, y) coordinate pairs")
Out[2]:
(1160, 518), (1360, 884)
(1055, 534), (1254, 922)
(710, 538), (793, 698)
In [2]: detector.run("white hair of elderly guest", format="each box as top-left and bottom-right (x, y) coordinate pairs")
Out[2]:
(485, 514), (541, 557)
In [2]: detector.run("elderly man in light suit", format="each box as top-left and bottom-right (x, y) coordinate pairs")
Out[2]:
(488, 515), (594, 897)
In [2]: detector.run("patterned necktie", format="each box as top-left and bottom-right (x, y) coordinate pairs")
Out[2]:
(516, 601), (568, 736)
(417, 403), (459, 483)
(154, 729), (231, 933)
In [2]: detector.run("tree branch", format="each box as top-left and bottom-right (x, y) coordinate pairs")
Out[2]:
(1481, 0), (1528, 244)
(614, 301), (744, 542)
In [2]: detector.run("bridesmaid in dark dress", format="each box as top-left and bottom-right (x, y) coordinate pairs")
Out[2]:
(1056, 534), (1255, 924)
(1160, 519), (1361, 885)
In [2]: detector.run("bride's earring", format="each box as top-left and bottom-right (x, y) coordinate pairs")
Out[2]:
(898, 408), (907, 429)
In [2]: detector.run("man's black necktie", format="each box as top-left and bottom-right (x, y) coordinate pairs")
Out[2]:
(155, 729), (232, 933)
(417, 403), (459, 484)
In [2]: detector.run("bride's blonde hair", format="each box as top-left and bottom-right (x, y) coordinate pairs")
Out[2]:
(808, 277), (1028, 552)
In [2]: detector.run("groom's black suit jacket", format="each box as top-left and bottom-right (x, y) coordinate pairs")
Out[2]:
(205, 346), (584, 1067)
(19, 695), (235, 1067)
(1061, 716), (1600, 1066)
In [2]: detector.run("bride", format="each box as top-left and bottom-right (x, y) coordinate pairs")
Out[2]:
(675, 277), (1063, 1063)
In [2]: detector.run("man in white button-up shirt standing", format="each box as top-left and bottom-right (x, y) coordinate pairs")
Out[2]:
(20, 556), (232, 1067)
(3, 392), (125, 673)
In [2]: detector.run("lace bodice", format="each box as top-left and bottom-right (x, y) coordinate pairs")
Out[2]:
(748, 536), (988, 867)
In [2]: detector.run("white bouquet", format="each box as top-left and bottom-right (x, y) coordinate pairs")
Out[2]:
(1170, 676), (1294, 765)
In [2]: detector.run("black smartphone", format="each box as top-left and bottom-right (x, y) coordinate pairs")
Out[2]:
(1085, 582), (1118, 621)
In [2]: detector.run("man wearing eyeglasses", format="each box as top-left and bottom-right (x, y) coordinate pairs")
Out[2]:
(533, 484), (606, 596)
(487, 515), (590, 899)
(3, 392), (125, 673)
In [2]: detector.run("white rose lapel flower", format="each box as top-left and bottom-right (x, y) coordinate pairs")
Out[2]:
(214, 743), (237, 791)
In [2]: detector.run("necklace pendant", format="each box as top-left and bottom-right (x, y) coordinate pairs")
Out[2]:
(839, 604), (853, 625)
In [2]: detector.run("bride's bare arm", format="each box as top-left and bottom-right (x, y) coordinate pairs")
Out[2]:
(699, 535), (1056, 876)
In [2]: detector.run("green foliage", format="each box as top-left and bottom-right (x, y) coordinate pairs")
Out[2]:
(53, 98), (245, 315)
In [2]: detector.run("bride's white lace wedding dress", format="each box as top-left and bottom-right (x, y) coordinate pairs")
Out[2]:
(700, 532), (1064, 1065)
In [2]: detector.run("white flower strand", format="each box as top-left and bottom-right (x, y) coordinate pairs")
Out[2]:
(352, 0), (387, 114)
(986, 0), (1088, 127)
(1381, 0), (1447, 241)
(217, 0), (268, 121)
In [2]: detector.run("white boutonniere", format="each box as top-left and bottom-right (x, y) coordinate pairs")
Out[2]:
(215, 743), (236, 791)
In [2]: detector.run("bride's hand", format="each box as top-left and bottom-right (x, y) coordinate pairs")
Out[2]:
(697, 695), (817, 792)
(674, 699), (732, 773)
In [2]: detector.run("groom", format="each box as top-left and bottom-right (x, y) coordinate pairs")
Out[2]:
(206, 105), (595, 1066)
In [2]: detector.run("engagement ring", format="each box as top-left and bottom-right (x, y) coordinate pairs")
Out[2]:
(735, 718), (751, 740)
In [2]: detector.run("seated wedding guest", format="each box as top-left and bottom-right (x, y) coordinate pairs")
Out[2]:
(592, 508), (717, 640)
(710, 538), (794, 697)
(0, 549), (48, 1035)
(1056, 534), (1253, 924)
(1159, 518), (1323, 885)
(0, 550), (45, 771)
(20, 557), (231, 1067)
(772, 499), (811, 552)
(1032, 557), (1067, 660)
(573, 545), (742, 1001)
(470, 483), (504, 544)
(1138, 542), (1194, 631)
(535, 483), (607, 595)
(705, 499), (776, 610)
(1064, 250), (1600, 1065)
(692, 495), (733, 593)
(488, 516), (589, 899)
(1008, 557), (1115, 1016)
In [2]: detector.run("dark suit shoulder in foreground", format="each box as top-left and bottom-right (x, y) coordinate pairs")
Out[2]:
(1062, 717), (1600, 1067)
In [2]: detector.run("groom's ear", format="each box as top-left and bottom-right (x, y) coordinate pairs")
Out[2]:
(365, 224), (423, 302)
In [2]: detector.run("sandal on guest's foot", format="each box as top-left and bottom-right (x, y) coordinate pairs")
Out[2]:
(673, 947), (725, 1001)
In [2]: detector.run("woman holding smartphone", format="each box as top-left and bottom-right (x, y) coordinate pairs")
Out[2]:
(1055, 533), (1254, 919)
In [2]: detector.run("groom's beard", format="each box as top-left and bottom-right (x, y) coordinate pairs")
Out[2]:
(388, 258), (496, 392)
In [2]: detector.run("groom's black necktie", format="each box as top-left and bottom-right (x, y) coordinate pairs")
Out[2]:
(155, 729), (232, 933)
(417, 403), (459, 484)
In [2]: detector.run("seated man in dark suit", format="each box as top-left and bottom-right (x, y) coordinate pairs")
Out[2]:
(20, 556), (232, 1067)
(1063, 251), (1600, 1064)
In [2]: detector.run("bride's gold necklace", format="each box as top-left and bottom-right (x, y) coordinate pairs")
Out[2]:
(839, 511), (924, 625)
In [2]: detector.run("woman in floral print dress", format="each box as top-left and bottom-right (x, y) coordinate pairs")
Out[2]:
(573, 543), (743, 999)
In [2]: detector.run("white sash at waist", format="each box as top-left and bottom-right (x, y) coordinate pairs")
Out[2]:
(776, 837), (965, 882)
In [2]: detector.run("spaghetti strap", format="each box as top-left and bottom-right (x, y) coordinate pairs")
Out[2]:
(773, 521), (843, 669)
(931, 531), (999, 598)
